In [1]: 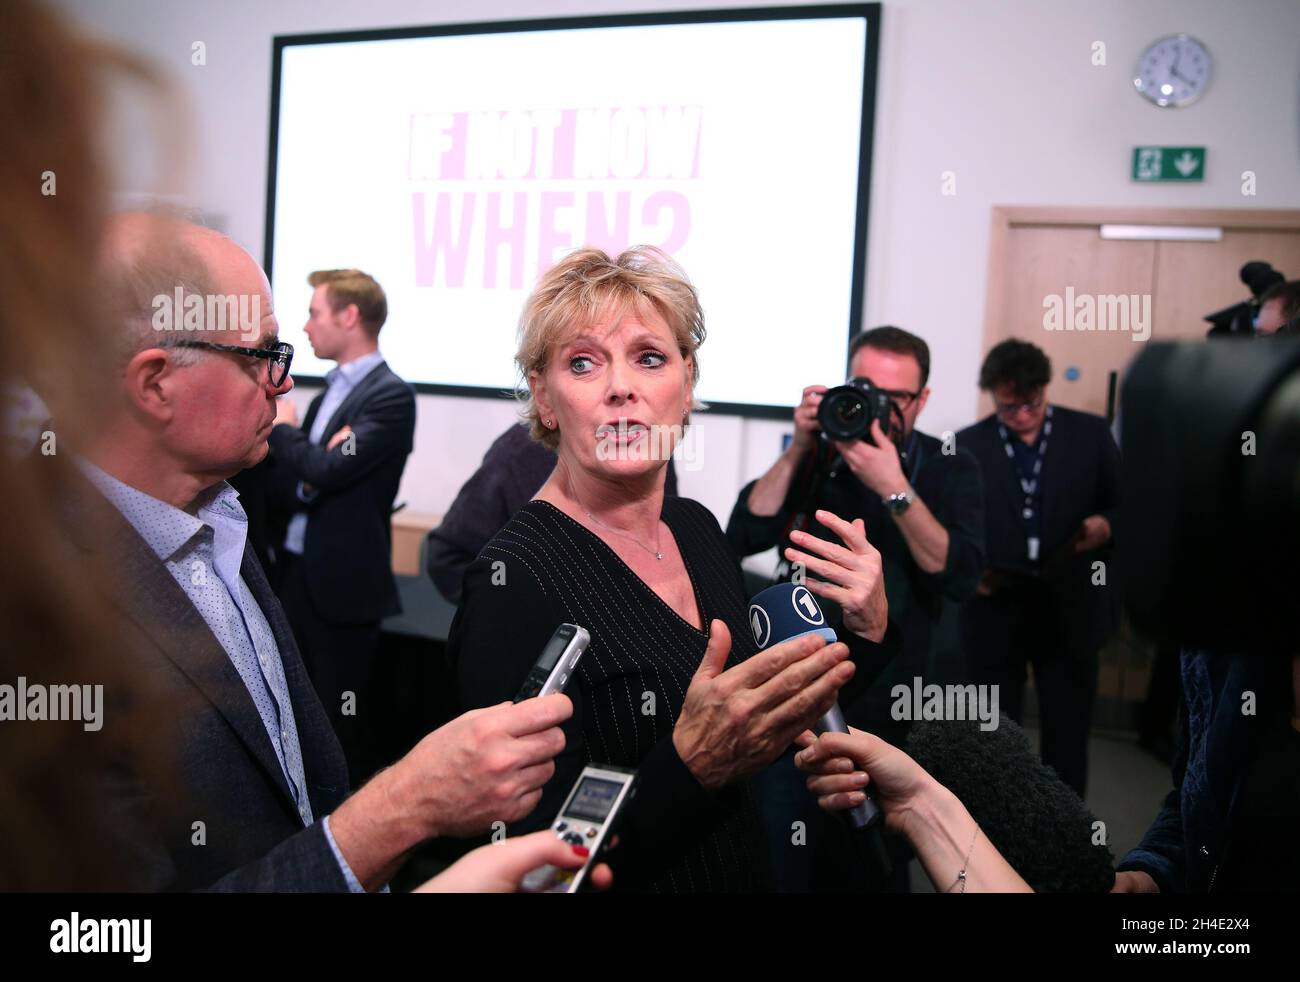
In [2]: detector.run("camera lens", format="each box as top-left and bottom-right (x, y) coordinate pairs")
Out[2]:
(832, 395), (864, 426)
(818, 386), (872, 441)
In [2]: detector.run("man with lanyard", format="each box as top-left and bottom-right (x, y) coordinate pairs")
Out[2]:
(957, 339), (1120, 796)
(728, 326), (986, 714)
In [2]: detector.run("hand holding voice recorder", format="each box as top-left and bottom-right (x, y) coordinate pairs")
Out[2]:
(520, 764), (637, 893)
(514, 623), (590, 702)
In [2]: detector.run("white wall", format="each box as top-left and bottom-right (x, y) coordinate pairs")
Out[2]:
(56, 0), (1300, 526)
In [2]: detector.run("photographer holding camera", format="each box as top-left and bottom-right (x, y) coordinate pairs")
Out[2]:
(727, 326), (985, 689)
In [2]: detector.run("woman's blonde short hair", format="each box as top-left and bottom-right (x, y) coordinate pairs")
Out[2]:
(516, 246), (706, 450)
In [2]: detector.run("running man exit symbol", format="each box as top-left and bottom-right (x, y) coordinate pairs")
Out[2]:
(1133, 146), (1205, 182)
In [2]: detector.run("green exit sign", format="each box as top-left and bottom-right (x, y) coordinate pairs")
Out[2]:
(1132, 146), (1205, 182)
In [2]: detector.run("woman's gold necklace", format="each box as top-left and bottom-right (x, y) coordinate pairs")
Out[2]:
(572, 487), (663, 560)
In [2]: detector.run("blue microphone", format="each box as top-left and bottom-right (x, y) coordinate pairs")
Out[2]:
(748, 582), (883, 832)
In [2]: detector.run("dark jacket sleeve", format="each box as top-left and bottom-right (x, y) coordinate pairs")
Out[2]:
(267, 381), (414, 495)
(424, 533), (477, 607)
(1116, 701), (1188, 892)
(427, 446), (528, 605)
(450, 554), (565, 718)
(449, 553), (743, 889)
(1093, 416), (1122, 533)
(265, 393), (324, 514)
(924, 449), (986, 603)
(839, 620), (903, 706)
(726, 478), (794, 558)
(725, 442), (831, 557)
(1116, 789), (1184, 894)
(89, 743), (352, 892)
(202, 823), (351, 892)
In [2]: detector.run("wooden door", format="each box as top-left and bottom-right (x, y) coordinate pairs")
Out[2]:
(983, 208), (1300, 419)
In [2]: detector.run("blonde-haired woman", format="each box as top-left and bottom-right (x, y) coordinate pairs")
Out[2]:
(449, 247), (891, 891)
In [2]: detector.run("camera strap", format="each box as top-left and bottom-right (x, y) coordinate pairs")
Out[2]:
(772, 442), (834, 582)
(899, 430), (923, 484)
(772, 426), (919, 584)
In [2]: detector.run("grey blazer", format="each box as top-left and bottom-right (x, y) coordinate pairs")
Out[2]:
(63, 474), (354, 891)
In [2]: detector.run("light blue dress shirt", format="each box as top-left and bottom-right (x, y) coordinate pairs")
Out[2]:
(282, 351), (385, 556)
(80, 460), (367, 892)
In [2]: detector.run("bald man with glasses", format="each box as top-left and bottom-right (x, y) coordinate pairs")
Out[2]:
(67, 214), (570, 891)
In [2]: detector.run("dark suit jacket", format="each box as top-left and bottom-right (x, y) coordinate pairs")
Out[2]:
(268, 360), (415, 625)
(957, 405), (1121, 650)
(63, 476), (353, 891)
(228, 456), (276, 572)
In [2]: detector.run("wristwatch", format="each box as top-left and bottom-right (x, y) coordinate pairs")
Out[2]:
(883, 489), (915, 515)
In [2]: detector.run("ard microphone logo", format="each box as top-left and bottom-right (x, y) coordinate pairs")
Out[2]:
(790, 586), (824, 626)
(748, 605), (771, 648)
(749, 584), (824, 650)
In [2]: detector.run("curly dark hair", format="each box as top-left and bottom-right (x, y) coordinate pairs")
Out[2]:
(978, 339), (1051, 395)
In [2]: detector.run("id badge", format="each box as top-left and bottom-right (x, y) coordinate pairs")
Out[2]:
(1027, 536), (1040, 562)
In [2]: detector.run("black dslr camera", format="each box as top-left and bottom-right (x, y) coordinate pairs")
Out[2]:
(816, 377), (898, 443)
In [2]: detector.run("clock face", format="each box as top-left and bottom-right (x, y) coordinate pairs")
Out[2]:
(1134, 34), (1212, 108)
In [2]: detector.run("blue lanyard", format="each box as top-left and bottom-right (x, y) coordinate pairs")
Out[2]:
(996, 407), (1052, 561)
(996, 406), (1052, 517)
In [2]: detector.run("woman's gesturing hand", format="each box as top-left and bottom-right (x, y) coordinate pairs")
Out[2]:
(673, 619), (856, 791)
(784, 509), (888, 643)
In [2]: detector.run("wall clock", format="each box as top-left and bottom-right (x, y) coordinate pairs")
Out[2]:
(1133, 34), (1212, 108)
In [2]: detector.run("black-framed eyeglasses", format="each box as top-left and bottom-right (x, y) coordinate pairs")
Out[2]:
(994, 391), (1045, 417)
(851, 376), (922, 411)
(878, 386), (922, 410)
(165, 339), (294, 387)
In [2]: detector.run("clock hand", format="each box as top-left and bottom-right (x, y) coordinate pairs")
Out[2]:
(1170, 42), (1199, 86)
